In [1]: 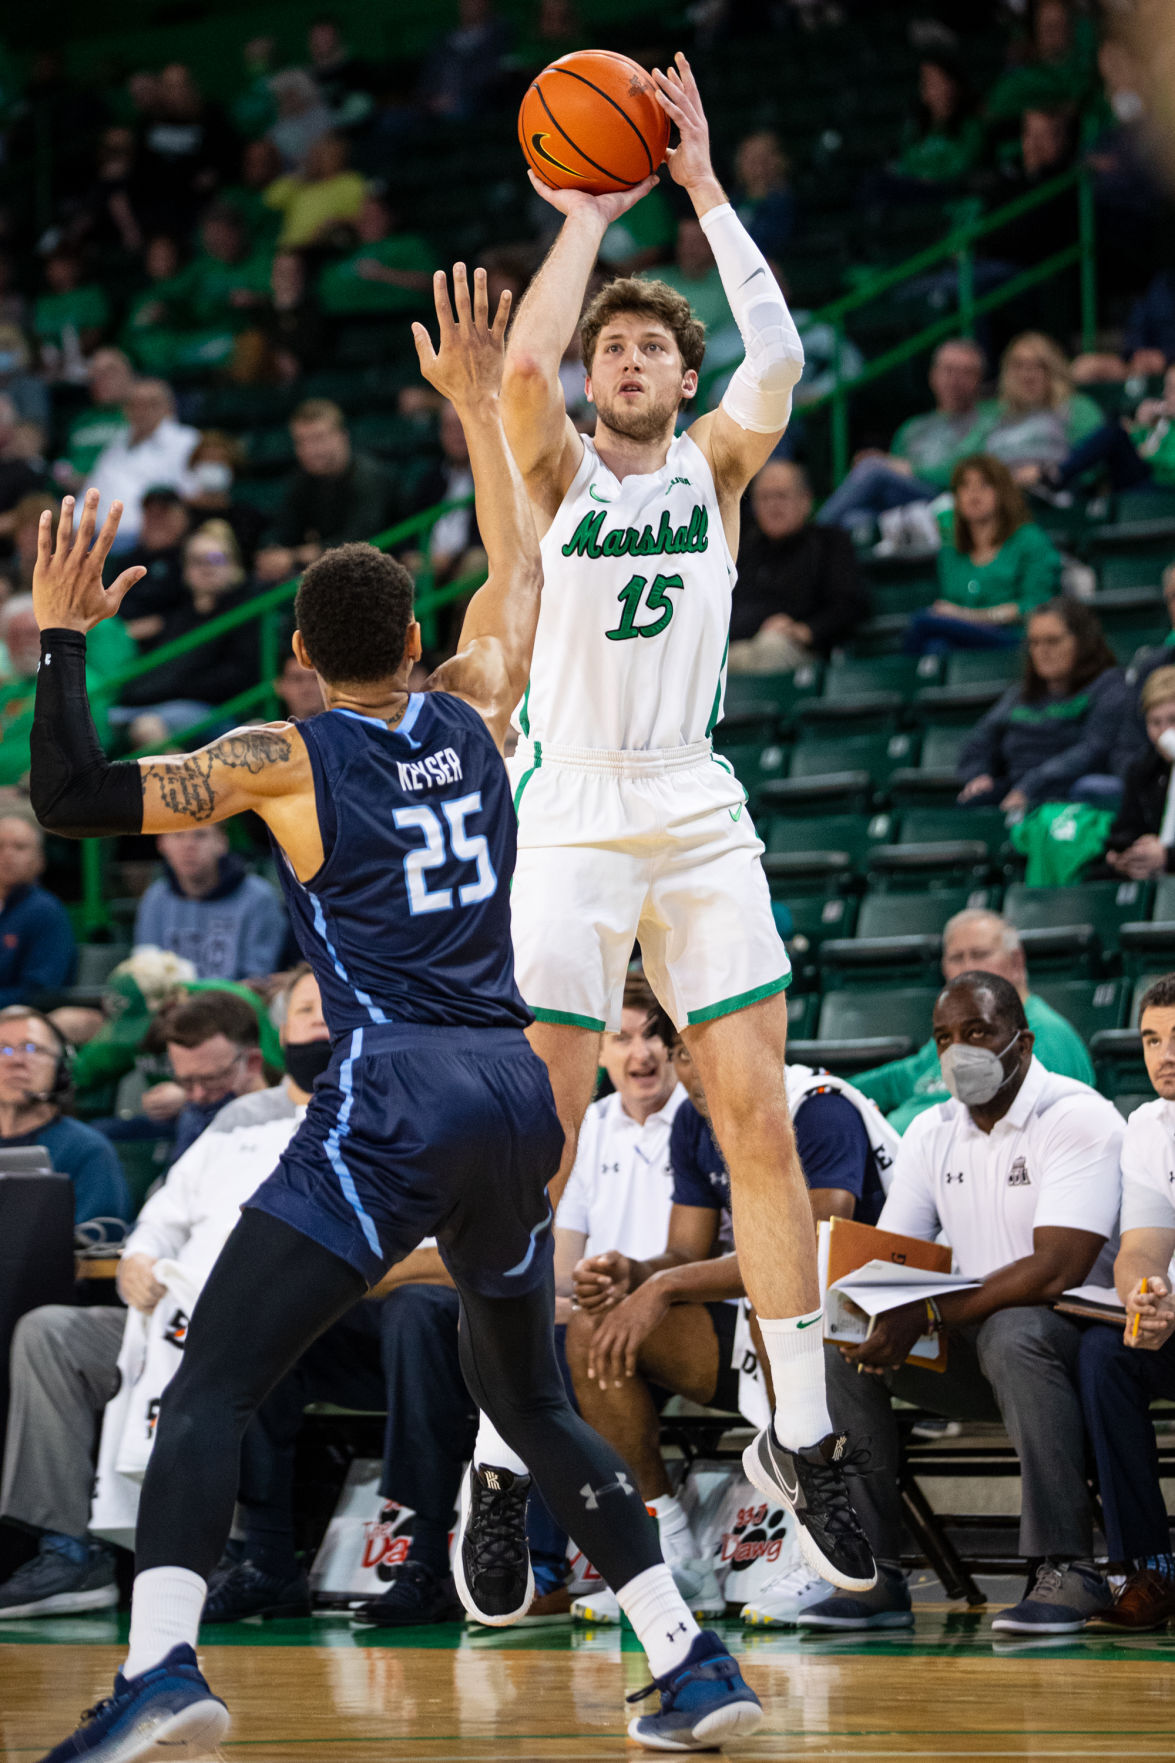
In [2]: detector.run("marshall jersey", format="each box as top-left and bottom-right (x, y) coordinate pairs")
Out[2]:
(273, 694), (531, 1039)
(520, 431), (736, 752)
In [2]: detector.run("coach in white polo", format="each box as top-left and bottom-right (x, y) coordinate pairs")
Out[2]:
(803, 970), (1122, 1639)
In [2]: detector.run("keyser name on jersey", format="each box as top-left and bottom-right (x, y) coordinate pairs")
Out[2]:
(396, 748), (464, 793)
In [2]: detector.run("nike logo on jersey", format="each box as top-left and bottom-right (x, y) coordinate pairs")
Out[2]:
(729, 804), (744, 822)
(589, 485), (613, 504)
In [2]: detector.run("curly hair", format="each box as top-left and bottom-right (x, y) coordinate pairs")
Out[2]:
(579, 277), (707, 376)
(294, 543), (415, 685)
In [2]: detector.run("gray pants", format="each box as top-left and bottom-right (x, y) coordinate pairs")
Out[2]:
(1, 1306), (125, 1539)
(827, 1306), (1093, 1567)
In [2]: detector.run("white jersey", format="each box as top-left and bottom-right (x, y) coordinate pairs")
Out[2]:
(521, 431), (736, 752)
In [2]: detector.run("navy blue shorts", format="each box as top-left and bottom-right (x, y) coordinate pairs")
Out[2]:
(245, 1022), (564, 1294)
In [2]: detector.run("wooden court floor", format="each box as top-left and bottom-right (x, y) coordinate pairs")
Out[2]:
(3, 1611), (1175, 1761)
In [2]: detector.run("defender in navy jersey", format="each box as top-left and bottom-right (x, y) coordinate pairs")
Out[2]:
(29, 266), (761, 1761)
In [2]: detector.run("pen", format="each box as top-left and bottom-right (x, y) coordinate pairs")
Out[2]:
(1132, 1277), (1148, 1343)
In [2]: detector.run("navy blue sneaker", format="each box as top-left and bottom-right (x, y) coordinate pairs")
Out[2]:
(36, 1644), (228, 1762)
(627, 1631), (763, 1752)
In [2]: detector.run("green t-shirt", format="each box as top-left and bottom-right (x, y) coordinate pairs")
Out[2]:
(936, 520), (1061, 617)
(64, 405), (128, 477)
(172, 248), (272, 328)
(599, 184), (676, 268)
(651, 263), (730, 335)
(855, 992), (1096, 1135)
(318, 234), (434, 316)
(1133, 417), (1175, 488)
(0, 618), (134, 787)
(33, 285), (110, 345)
(896, 117), (984, 185)
(891, 407), (993, 491)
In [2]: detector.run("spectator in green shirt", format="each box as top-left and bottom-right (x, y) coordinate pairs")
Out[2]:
(982, 332), (1104, 475)
(32, 250), (109, 364)
(894, 55), (984, 188)
(0, 586), (133, 786)
(817, 338), (989, 536)
(855, 908), (1094, 1133)
(986, 0), (1098, 128)
(317, 193), (433, 316)
(56, 348), (133, 484)
(904, 453), (1061, 653)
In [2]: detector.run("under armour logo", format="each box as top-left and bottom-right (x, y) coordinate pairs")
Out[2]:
(945, 1171), (965, 1184)
(602, 1161), (620, 1174)
(667, 1621), (689, 1640)
(580, 1472), (634, 1510)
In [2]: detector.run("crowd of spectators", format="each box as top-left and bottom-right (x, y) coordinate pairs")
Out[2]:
(3, 0), (1175, 1656)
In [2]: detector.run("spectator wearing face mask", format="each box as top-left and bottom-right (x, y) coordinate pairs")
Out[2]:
(1106, 667), (1175, 880)
(183, 432), (266, 569)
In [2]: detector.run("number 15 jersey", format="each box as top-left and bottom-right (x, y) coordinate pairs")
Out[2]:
(521, 432), (736, 752)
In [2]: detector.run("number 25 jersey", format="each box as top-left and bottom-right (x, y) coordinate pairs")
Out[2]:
(521, 432), (736, 753)
(273, 695), (531, 1037)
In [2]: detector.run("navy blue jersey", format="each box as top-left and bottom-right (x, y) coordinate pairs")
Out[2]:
(670, 1093), (885, 1228)
(274, 693), (530, 1037)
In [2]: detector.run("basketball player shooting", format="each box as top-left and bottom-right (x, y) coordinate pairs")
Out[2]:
(467, 52), (878, 1598)
(27, 267), (761, 1760)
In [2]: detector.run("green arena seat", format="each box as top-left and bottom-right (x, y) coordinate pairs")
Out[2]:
(713, 741), (789, 804)
(1031, 978), (1128, 1041)
(856, 888), (994, 939)
(819, 934), (943, 988)
(789, 727), (918, 786)
(1091, 1029), (1148, 1098)
(1112, 1092), (1153, 1120)
(762, 811), (896, 888)
(723, 666), (821, 723)
(918, 727), (968, 771)
(822, 654), (940, 700)
(946, 651), (1022, 689)
(786, 991), (821, 1037)
(817, 985), (940, 1043)
(1153, 875), (1175, 919)
(899, 806), (1009, 857)
(1003, 880), (1153, 960)
(783, 893), (857, 951)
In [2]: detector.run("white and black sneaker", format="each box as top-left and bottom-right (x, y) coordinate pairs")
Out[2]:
(453, 1463), (534, 1627)
(742, 1428), (877, 1592)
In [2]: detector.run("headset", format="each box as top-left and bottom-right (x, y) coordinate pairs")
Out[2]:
(0, 1005), (75, 1105)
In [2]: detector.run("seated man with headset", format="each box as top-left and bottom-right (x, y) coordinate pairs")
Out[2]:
(0, 1004), (128, 1224)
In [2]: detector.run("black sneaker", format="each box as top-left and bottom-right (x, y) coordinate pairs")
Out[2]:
(0, 1536), (117, 1618)
(200, 1558), (310, 1624)
(453, 1462), (534, 1626)
(351, 1559), (464, 1627)
(742, 1427), (877, 1592)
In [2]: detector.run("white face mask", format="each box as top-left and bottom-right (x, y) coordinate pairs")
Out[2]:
(1157, 728), (1175, 764)
(939, 1031), (1022, 1107)
(191, 460), (232, 494)
(1111, 89), (1145, 124)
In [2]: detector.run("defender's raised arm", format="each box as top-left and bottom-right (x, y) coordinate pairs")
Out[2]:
(29, 489), (312, 843)
(413, 264), (541, 747)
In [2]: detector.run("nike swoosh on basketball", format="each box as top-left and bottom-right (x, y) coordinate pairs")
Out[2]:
(530, 132), (578, 177)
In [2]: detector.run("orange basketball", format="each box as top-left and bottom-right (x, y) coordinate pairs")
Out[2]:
(518, 50), (670, 195)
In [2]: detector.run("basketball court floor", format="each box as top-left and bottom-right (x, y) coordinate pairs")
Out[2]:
(3, 1599), (1173, 1761)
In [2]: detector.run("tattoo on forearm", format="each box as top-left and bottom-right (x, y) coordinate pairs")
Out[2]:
(143, 754), (216, 822)
(142, 730), (293, 824)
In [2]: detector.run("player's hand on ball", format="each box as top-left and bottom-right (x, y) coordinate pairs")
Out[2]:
(650, 52), (714, 190)
(411, 264), (511, 406)
(526, 168), (659, 226)
(32, 488), (146, 634)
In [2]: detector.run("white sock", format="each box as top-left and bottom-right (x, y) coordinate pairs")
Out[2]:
(124, 1567), (206, 1681)
(758, 1310), (832, 1450)
(647, 1493), (696, 1564)
(474, 1412), (528, 1479)
(616, 1562), (701, 1678)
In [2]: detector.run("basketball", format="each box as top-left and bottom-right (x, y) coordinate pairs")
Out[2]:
(518, 49), (670, 195)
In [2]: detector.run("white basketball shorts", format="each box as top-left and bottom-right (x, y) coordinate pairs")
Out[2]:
(508, 738), (790, 1034)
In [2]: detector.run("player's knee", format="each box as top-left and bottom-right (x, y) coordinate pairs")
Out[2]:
(564, 1307), (594, 1384)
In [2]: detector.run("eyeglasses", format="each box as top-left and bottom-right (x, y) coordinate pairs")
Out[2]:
(173, 1052), (245, 1094)
(189, 551), (231, 567)
(0, 1040), (55, 1059)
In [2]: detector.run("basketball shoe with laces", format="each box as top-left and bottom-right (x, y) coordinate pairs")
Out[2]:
(742, 1428), (877, 1591)
(34, 1644), (228, 1763)
(453, 1462), (534, 1625)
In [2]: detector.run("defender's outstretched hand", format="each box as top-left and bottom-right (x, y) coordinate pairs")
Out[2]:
(32, 489), (146, 634)
(412, 264), (511, 406)
(651, 52), (715, 191)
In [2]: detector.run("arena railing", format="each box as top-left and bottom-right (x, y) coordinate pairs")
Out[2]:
(72, 163), (1095, 931)
(802, 163), (1096, 483)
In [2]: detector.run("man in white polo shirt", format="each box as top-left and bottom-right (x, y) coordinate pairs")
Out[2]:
(1077, 972), (1175, 1632)
(803, 971), (1122, 1636)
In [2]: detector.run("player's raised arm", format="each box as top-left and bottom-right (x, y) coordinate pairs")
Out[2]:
(652, 52), (805, 500)
(29, 488), (312, 839)
(413, 265), (542, 747)
(502, 173), (656, 502)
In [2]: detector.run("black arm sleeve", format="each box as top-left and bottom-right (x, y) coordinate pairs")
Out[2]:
(30, 629), (144, 838)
